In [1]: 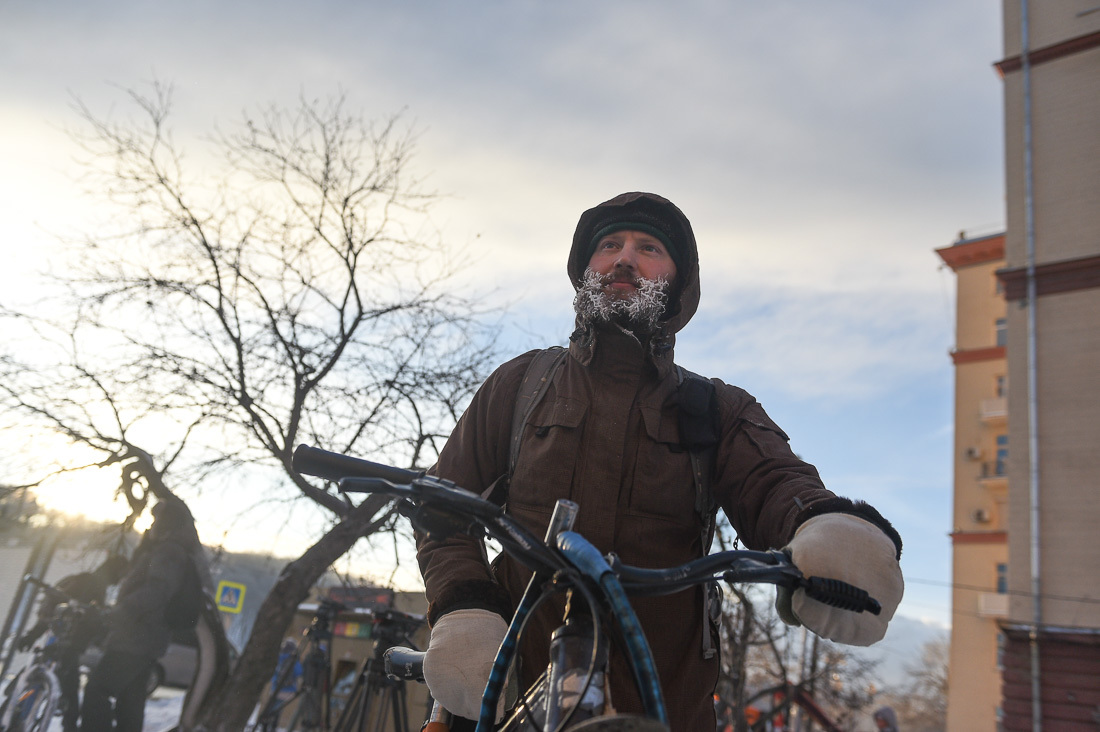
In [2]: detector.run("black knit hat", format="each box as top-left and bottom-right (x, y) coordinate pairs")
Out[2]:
(576, 195), (690, 276)
(568, 192), (701, 331)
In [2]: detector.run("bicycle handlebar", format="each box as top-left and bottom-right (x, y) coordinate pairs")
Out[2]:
(292, 445), (881, 615)
(22, 575), (92, 609)
(383, 646), (425, 682)
(610, 549), (881, 615)
(23, 575), (66, 598)
(292, 444), (423, 485)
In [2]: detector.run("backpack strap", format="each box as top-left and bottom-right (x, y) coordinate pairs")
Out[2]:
(510, 347), (569, 478)
(675, 365), (720, 553)
(675, 364), (724, 660)
(480, 346), (569, 506)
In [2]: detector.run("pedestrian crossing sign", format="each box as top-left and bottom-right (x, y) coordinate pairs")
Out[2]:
(216, 580), (247, 614)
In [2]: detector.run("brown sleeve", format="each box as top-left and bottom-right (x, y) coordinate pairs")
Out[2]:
(712, 383), (903, 557)
(415, 351), (539, 624)
(711, 384), (836, 551)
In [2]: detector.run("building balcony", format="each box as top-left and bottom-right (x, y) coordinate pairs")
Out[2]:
(978, 461), (1008, 495)
(979, 396), (1008, 424)
(979, 461), (1007, 480)
(977, 592), (1009, 618)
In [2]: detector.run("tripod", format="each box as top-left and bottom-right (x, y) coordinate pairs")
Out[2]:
(254, 599), (344, 732)
(331, 609), (423, 732)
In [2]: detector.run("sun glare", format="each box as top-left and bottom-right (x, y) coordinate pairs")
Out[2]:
(37, 465), (133, 525)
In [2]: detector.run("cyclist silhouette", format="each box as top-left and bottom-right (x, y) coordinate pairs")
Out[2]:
(15, 556), (129, 732)
(80, 498), (207, 732)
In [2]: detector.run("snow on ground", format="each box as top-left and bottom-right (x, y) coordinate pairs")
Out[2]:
(140, 688), (186, 732)
(45, 687), (185, 732)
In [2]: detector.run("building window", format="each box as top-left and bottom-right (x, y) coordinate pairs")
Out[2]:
(995, 318), (1007, 347)
(996, 563), (1007, 594)
(995, 434), (1008, 476)
(996, 375), (1007, 397)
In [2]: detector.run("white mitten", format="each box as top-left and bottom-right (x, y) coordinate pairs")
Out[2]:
(422, 608), (509, 721)
(781, 513), (904, 646)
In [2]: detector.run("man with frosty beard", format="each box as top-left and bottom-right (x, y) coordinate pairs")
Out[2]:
(416, 192), (904, 731)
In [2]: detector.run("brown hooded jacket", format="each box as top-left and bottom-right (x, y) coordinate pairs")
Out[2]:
(416, 192), (896, 731)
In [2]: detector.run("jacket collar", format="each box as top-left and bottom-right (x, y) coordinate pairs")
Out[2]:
(569, 319), (676, 379)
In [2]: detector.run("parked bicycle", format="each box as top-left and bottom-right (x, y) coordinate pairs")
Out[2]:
(292, 445), (881, 732)
(0, 577), (102, 732)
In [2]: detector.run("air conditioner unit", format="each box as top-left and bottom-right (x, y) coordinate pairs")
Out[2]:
(965, 447), (983, 460)
(972, 508), (991, 524)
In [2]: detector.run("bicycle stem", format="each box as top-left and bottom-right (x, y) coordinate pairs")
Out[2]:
(556, 531), (668, 727)
(476, 500), (581, 732)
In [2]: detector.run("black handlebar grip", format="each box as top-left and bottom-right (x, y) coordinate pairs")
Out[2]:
(292, 444), (421, 485)
(804, 577), (882, 615)
(383, 646), (426, 682)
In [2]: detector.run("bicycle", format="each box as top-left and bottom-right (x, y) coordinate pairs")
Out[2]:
(0, 577), (102, 732)
(292, 444), (881, 732)
(252, 598), (345, 732)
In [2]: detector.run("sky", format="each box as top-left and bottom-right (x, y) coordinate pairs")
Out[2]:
(1, 1), (1008, 630)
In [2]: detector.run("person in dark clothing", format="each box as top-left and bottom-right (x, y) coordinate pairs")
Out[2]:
(16, 555), (129, 732)
(416, 193), (905, 730)
(80, 498), (202, 732)
(873, 705), (900, 731)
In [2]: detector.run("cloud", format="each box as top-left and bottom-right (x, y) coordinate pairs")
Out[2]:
(2, 0), (999, 633)
(677, 280), (952, 402)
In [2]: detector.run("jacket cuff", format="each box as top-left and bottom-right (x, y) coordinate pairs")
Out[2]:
(795, 497), (903, 559)
(427, 579), (513, 627)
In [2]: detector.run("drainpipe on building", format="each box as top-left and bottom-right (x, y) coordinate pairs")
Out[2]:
(1019, 1), (1043, 730)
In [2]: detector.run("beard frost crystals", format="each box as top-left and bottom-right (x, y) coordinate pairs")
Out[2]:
(573, 268), (670, 336)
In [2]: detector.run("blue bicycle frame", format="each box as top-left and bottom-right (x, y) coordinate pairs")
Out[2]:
(474, 503), (668, 731)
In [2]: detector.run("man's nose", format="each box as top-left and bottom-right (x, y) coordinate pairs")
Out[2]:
(614, 246), (637, 268)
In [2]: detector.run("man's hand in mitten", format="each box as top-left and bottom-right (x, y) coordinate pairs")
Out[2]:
(422, 608), (509, 721)
(776, 513), (903, 646)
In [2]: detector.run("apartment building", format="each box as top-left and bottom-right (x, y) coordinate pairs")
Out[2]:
(936, 232), (1009, 731)
(994, 3), (1100, 729)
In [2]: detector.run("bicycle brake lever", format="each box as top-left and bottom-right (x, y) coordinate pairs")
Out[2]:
(405, 502), (480, 540)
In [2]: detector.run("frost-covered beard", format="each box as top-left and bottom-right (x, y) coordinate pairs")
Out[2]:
(573, 268), (671, 336)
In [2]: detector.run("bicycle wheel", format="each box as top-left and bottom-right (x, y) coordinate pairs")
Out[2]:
(1, 665), (60, 732)
(567, 716), (670, 731)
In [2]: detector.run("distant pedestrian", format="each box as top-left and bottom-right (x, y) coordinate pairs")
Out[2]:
(80, 498), (205, 732)
(17, 555), (129, 732)
(873, 705), (899, 731)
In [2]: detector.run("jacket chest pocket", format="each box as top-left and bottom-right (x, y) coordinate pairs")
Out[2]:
(509, 396), (587, 511)
(630, 407), (697, 527)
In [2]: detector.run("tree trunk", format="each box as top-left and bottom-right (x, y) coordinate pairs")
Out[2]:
(731, 588), (754, 732)
(191, 494), (392, 732)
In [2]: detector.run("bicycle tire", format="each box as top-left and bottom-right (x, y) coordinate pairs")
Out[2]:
(0, 665), (60, 732)
(567, 717), (670, 731)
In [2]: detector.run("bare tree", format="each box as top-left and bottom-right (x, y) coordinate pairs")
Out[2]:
(712, 517), (880, 732)
(1, 81), (497, 730)
(889, 634), (948, 731)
